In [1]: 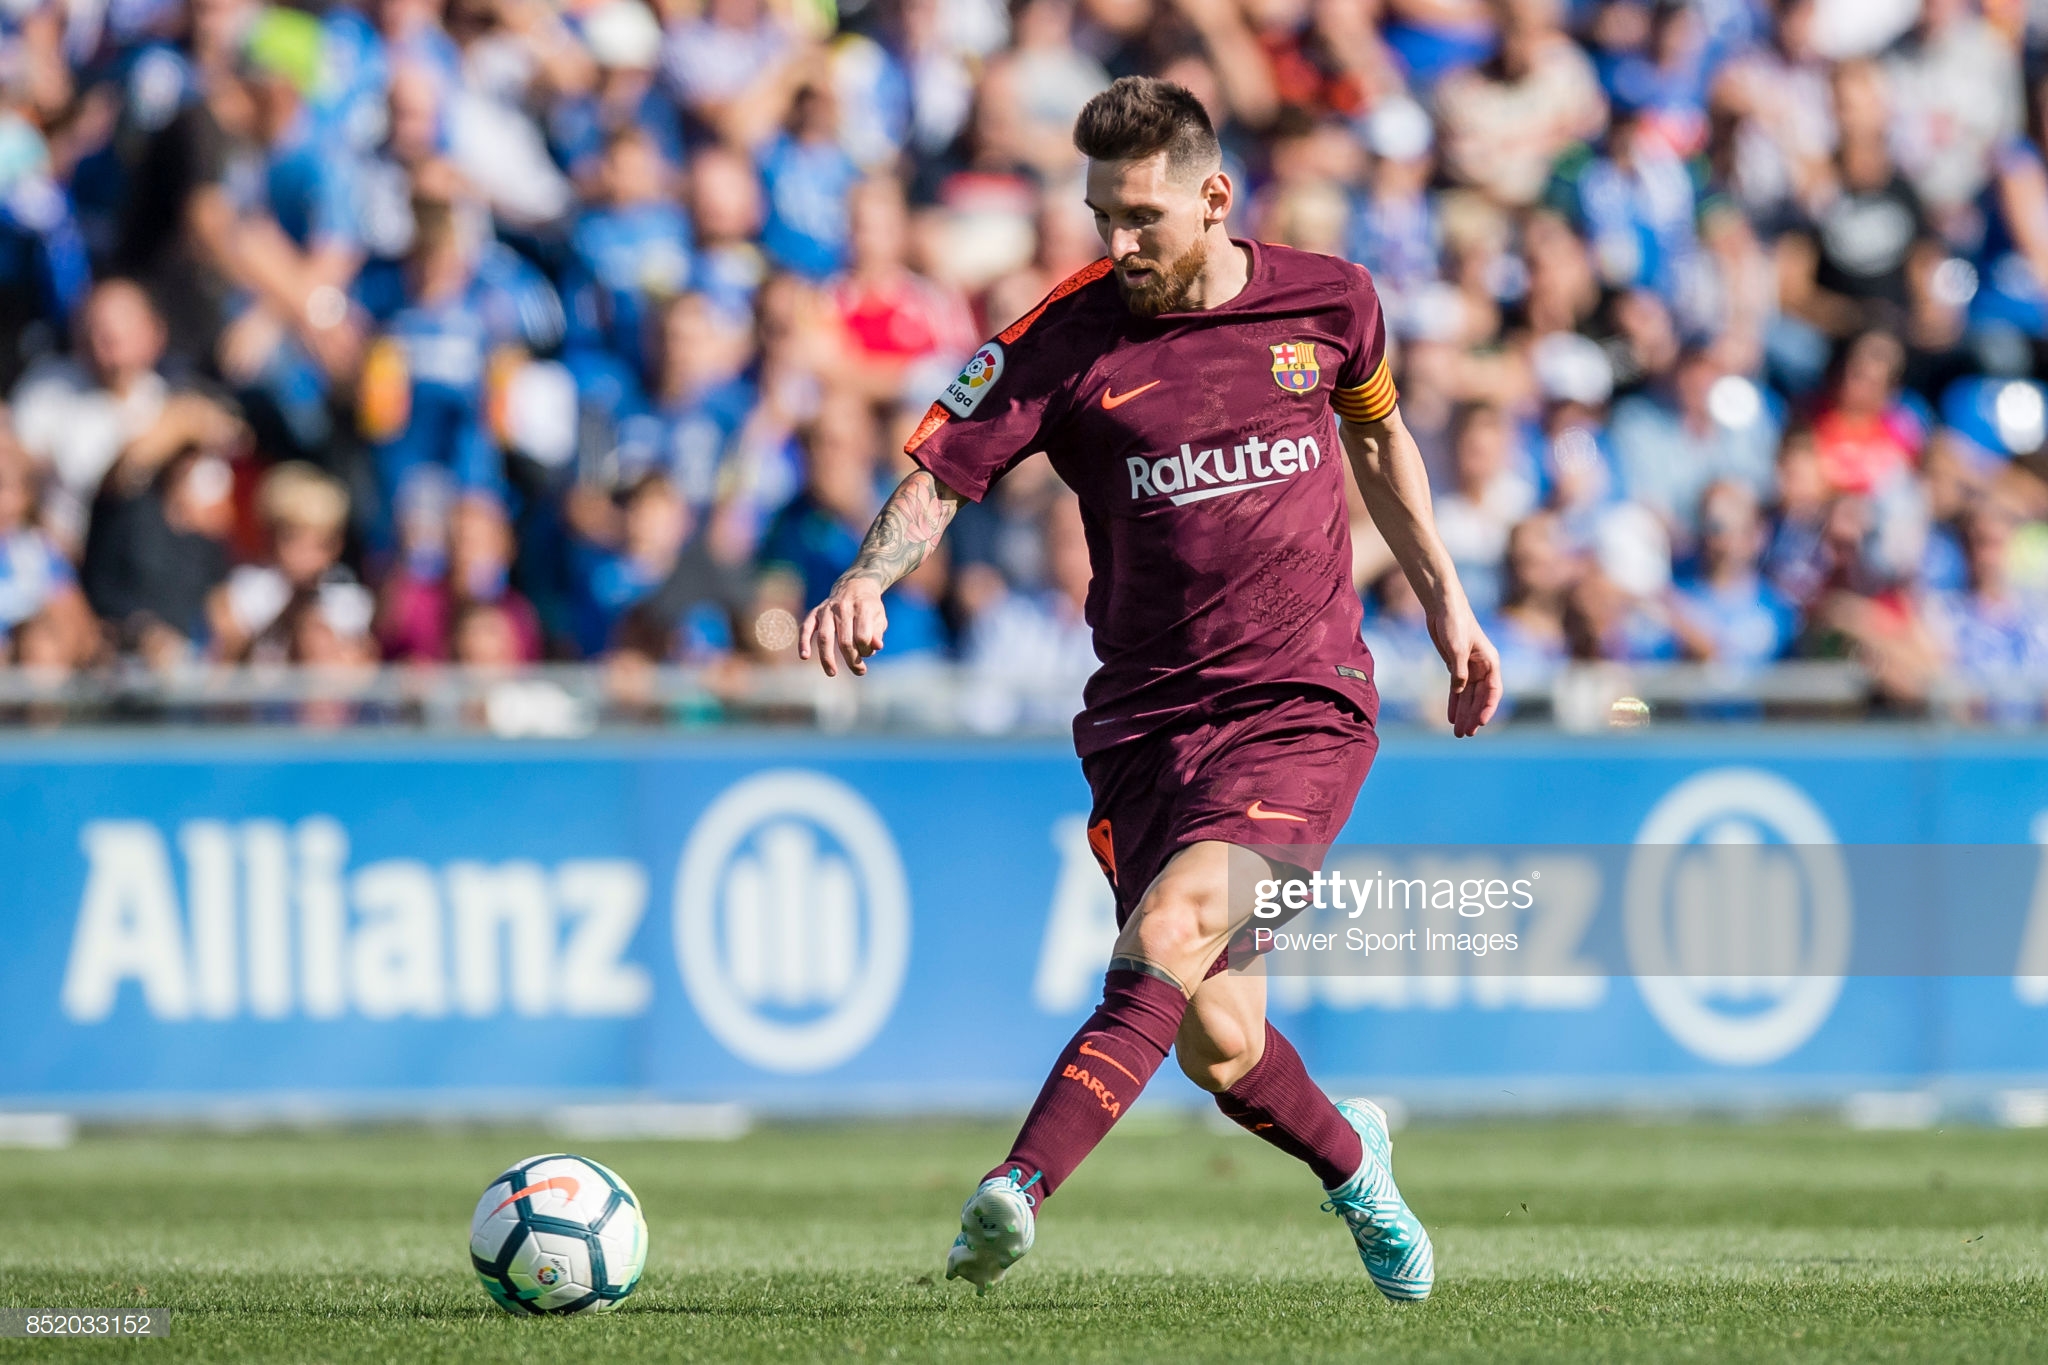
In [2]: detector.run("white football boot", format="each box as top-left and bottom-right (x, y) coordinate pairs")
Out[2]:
(944, 1171), (1038, 1294)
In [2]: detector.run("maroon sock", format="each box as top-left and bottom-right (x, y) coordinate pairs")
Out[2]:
(1214, 1022), (1363, 1189)
(985, 967), (1188, 1201)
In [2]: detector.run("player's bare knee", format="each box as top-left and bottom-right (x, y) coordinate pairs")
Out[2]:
(1129, 889), (1222, 975)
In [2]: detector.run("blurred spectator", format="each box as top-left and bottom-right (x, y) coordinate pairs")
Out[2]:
(452, 599), (529, 669)
(828, 177), (976, 403)
(1885, 0), (2023, 228)
(1567, 501), (1678, 661)
(1432, 402), (1536, 615)
(354, 189), (563, 522)
(1546, 104), (1701, 306)
(1763, 425), (1832, 609)
(11, 279), (238, 554)
(687, 145), (770, 320)
(1490, 510), (1571, 688)
(566, 128), (693, 376)
(1782, 60), (1927, 338)
(1565, 566), (1670, 663)
(1810, 330), (1923, 496)
(612, 521), (756, 665)
(1970, 73), (2048, 352)
(1599, 0), (1713, 156)
(286, 581), (379, 667)
(0, 434), (95, 669)
(282, 580), (380, 727)
(211, 461), (360, 661)
(1671, 480), (1796, 666)
(80, 446), (237, 664)
(569, 470), (693, 657)
(881, 0), (983, 160)
(1539, 405), (1619, 552)
(963, 490), (1094, 677)
(1436, 0), (1605, 207)
(378, 490), (542, 662)
(0, 111), (89, 393)
(663, 0), (797, 143)
(1349, 97), (1440, 318)
(354, 63), (450, 264)
(552, 0), (681, 184)
(1381, 0), (1496, 93)
(602, 292), (756, 508)
(759, 81), (861, 279)
(990, 0), (1109, 173)
(1924, 502), (2048, 721)
(1611, 344), (1779, 541)
(1803, 492), (1942, 709)
(1710, 0), (1833, 222)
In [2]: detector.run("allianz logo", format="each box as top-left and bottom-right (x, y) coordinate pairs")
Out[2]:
(56, 771), (913, 1078)
(1125, 431), (1325, 506)
(60, 819), (652, 1024)
(671, 770), (910, 1074)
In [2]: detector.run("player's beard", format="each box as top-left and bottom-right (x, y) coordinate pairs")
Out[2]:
(1116, 235), (1210, 317)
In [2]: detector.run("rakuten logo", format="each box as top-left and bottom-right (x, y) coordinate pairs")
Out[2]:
(1126, 433), (1324, 506)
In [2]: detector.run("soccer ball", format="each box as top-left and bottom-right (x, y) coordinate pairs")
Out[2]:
(469, 1153), (648, 1315)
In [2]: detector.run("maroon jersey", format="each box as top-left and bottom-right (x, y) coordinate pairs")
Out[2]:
(907, 240), (1401, 756)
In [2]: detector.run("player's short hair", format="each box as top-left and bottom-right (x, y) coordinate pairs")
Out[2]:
(1072, 76), (1220, 181)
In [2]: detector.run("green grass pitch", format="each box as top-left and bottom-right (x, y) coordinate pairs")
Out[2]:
(3, 1115), (2044, 1363)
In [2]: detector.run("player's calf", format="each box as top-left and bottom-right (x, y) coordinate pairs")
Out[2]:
(1174, 968), (1268, 1093)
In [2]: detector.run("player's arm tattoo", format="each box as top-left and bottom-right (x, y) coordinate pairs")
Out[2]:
(835, 469), (964, 595)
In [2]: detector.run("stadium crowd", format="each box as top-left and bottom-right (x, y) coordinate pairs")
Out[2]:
(3, 0), (2048, 721)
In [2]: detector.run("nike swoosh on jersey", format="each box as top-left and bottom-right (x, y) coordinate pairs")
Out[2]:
(1101, 380), (1162, 409)
(1247, 800), (1309, 822)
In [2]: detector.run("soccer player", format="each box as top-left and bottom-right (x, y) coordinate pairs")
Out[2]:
(799, 76), (1502, 1301)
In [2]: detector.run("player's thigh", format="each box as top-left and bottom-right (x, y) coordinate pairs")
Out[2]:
(1111, 840), (1270, 984)
(1176, 967), (1268, 1092)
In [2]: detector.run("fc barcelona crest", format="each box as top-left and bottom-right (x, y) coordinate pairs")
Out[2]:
(1270, 342), (1321, 393)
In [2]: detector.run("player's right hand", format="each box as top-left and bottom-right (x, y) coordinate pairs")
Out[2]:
(799, 578), (888, 678)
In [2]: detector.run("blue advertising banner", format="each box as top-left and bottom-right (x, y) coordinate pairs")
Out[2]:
(4, 730), (2048, 1115)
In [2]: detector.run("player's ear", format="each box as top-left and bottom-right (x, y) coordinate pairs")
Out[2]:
(1201, 168), (1232, 227)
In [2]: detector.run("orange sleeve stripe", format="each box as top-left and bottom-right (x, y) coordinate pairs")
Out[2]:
(1334, 357), (1397, 422)
(996, 258), (1114, 345)
(903, 400), (950, 455)
(1333, 390), (1397, 422)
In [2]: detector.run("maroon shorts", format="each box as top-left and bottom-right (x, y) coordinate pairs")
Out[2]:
(1079, 690), (1379, 939)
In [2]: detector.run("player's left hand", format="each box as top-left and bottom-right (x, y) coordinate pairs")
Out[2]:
(1427, 603), (1502, 738)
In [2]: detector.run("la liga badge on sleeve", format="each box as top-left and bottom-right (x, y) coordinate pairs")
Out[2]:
(941, 341), (1005, 416)
(1270, 342), (1321, 393)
